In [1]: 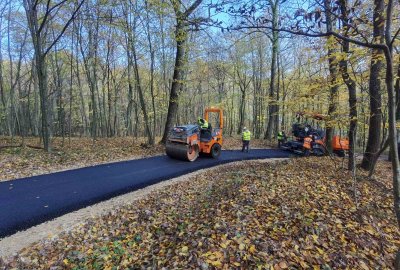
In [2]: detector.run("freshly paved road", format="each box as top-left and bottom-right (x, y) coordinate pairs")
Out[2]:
(0, 149), (291, 238)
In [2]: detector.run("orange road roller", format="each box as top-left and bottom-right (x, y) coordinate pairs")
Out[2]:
(166, 107), (223, 161)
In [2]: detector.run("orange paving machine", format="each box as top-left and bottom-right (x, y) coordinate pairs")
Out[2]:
(166, 107), (223, 161)
(280, 111), (349, 157)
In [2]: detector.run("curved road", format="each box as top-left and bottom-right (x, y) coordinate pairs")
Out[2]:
(0, 149), (290, 238)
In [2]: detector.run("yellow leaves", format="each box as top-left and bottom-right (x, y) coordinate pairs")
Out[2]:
(63, 258), (69, 265)
(209, 260), (222, 267)
(203, 251), (224, 268)
(219, 240), (231, 249)
(359, 261), (370, 270)
(364, 225), (376, 235)
(6, 158), (399, 269)
(340, 233), (346, 243)
(311, 234), (319, 243)
(299, 260), (308, 268)
(121, 259), (131, 267)
(315, 247), (324, 255)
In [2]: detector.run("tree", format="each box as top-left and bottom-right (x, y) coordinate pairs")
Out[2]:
(323, 0), (339, 154)
(216, 0), (400, 263)
(360, 0), (384, 170)
(23, 0), (84, 151)
(160, 0), (204, 144)
(338, 0), (357, 171)
(122, 0), (154, 145)
(264, 0), (280, 140)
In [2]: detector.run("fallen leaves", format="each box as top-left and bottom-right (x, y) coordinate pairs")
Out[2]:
(0, 157), (398, 269)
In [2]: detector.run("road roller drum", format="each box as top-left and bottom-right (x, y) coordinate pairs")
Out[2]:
(166, 141), (199, 161)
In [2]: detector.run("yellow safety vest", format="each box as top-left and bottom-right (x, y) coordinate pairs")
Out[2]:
(242, 130), (251, 141)
(277, 132), (283, 140)
(198, 119), (209, 129)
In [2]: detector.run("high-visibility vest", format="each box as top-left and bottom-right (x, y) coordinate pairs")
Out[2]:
(277, 132), (283, 140)
(242, 130), (251, 141)
(198, 119), (209, 129)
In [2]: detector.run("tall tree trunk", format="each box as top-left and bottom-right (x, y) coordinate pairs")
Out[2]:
(385, 47), (400, 266)
(265, 0), (279, 140)
(24, 3), (52, 151)
(324, 0), (339, 153)
(0, 8), (7, 134)
(69, 25), (74, 143)
(361, 0), (384, 170)
(125, 0), (153, 145)
(8, 4), (15, 140)
(73, 21), (88, 136)
(161, 19), (188, 143)
(396, 54), (400, 120)
(238, 88), (246, 133)
(339, 0), (357, 171)
(125, 41), (134, 136)
(145, 0), (156, 145)
(132, 42), (153, 145)
(79, 17), (98, 141)
(160, 0), (203, 144)
(36, 54), (51, 151)
(24, 0), (83, 150)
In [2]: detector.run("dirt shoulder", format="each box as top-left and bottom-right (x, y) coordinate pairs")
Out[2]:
(1, 157), (398, 269)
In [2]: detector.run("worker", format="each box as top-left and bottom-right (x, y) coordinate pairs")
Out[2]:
(277, 130), (287, 147)
(198, 117), (212, 141)
(198, 117), (209, 130)
(242, 127), (251, 152)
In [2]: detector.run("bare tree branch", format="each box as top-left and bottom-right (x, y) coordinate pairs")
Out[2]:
(37, 0), (51, 34)
(43, 0), (85, 56)
(183, 0), (203, 17)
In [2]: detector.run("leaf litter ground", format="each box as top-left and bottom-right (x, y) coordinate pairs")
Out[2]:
(1, 157), (398, 269)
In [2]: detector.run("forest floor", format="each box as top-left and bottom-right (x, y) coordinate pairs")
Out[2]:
(0, 136), (273, 182)
(0, 157), (397, 269)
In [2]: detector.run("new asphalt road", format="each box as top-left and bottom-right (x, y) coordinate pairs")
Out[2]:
(0, 149), (291, 238)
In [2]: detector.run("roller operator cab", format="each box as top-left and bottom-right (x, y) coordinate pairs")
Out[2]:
(165, 108), (223, 162)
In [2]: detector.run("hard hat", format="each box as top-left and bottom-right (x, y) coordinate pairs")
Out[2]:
(243, 127), (247, 130)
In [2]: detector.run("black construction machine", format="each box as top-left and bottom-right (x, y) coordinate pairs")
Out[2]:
(280, 122), (327, 156)
(280, 111), (349, 156)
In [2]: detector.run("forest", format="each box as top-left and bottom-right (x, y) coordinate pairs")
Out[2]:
(0, 0), (397, 155)
(1, 0), (400, 267)
(1, 0), (400, 202)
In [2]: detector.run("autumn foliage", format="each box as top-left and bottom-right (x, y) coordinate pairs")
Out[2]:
(1, 158), (398, 269)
